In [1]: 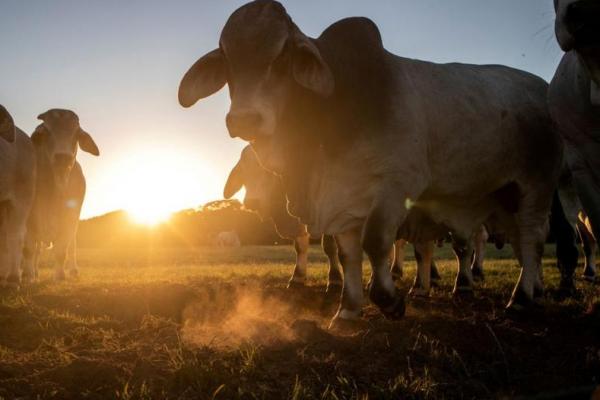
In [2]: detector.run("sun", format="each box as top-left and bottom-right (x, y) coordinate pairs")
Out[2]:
(107, 147), (215, 226)
(128, 204), (172, 226)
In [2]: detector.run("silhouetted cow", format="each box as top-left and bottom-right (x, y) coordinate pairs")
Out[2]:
(23, 109), (99, 281)
(180, 1), (562, 324)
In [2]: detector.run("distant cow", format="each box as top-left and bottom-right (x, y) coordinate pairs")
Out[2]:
(0, 105), (36, 287)
(179, 1), (562, 324)
(550, 0), (600, 239)
(22, 109), (99, 281)
(223, 145), (342, 291)
(216, 231), (241, 247)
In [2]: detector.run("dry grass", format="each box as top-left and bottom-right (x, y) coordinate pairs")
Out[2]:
(0, 244), (599, 399)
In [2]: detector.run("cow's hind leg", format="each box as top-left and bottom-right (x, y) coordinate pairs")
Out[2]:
(471, 225), (488, 281)
(507, 200), (548, 312)
(288, 234), (309, 289)
(21, 237), (39, 283)
(551, 193), (579, 296)
(65, 237), (79, 278)
(452, 236), (475, 297)
(409, 240), (434, 297)
(578, 221), (597, 282)
(390, 239), (406, 281)
(430, 259), (441, 284)
(329, 228), (364, 328)
(322, 234), (343, 294)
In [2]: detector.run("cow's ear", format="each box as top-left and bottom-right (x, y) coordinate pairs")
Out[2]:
(292, 35), (334, 97)
(223, 161), (244, 199)
(0, 105), (16, 143)
(78, 128), (100, 156)
(31, 124), (48, 146)
(179, 48), (227, 108)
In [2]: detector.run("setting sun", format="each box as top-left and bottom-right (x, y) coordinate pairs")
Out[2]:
(106, 147), (217, 226)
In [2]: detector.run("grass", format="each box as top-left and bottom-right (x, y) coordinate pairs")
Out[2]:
(0, 244), (599, 399)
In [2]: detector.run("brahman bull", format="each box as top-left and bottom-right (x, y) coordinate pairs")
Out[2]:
(550, 0), (600, 238)
(179, 1), (562, 324)
(0, 105), (36, 288)
(223, 145), (343, 291)
(22, 109), (99, 281)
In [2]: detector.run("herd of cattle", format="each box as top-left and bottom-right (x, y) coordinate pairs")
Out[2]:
(1, 0), (599, 328)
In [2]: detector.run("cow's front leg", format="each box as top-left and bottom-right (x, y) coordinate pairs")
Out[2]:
(65, 237), (79, 278)
(322, 234), (343, 293)
(53, 241), (68, 281)
(288, 234), (310, 288)
(330, 228), (364, 327)
(362, 202), (406, 320)
(507, 207), (548, 311)
(471, 225), (488, 281)
(452, 236), (475, 296)
(409, 240), (434, 297)
(578, 221), (597, 282)
(390, 239), (406, 281)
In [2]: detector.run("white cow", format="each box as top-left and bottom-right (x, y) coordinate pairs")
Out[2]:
(0, 105), (36, 288)
(216, 231), (241, 247)
(223, 145), (343, 291)
(550, 0), (600, 239)
(22, 109), (99, 281)
(179, 1), (562, 325)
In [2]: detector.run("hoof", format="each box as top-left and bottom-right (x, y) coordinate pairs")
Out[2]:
(1, 279), (20, 292)
(455, 273), (473, 289)
(54, 270), (66, 281)
(378, 290), (406, 320)
(452, 287), (475, 300)
(555, 278), (579, 299)
(506, 289), (543, 315)
(6, 274), (21, 289)
(471, 267), (484, 282)
(328, 312), (365, 332)
(583, 270), (597, 283)
(287, 279), (305, 289)
(409, 287), (430, 298)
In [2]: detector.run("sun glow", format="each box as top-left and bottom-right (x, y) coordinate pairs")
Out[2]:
(107, 147), (214, 226)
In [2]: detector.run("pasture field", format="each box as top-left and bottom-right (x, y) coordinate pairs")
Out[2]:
(0, 245), (598, 399)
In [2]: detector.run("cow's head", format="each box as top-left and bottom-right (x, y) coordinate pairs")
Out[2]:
(0, 105), (16, 143)
(223, 145), (279, 217)
(555, 0), (600, 104)
(32, 109), (99, 188)
(178, 0), (334, 141)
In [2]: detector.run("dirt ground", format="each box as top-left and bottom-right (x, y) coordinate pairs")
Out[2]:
(0, 245), (598, 399)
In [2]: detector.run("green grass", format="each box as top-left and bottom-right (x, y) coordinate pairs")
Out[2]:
(0, 244), (599, 399)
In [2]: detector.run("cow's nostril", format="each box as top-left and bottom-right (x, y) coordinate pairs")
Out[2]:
(226, 111), (263, 140)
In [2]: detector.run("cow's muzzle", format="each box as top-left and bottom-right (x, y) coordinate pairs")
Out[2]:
(226, 111), (263, 141)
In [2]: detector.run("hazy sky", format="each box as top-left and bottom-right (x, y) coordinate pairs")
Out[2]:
(0, 0), (562, 219)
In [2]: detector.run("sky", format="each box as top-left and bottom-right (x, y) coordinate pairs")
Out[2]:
(0, 0), (563, 219)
